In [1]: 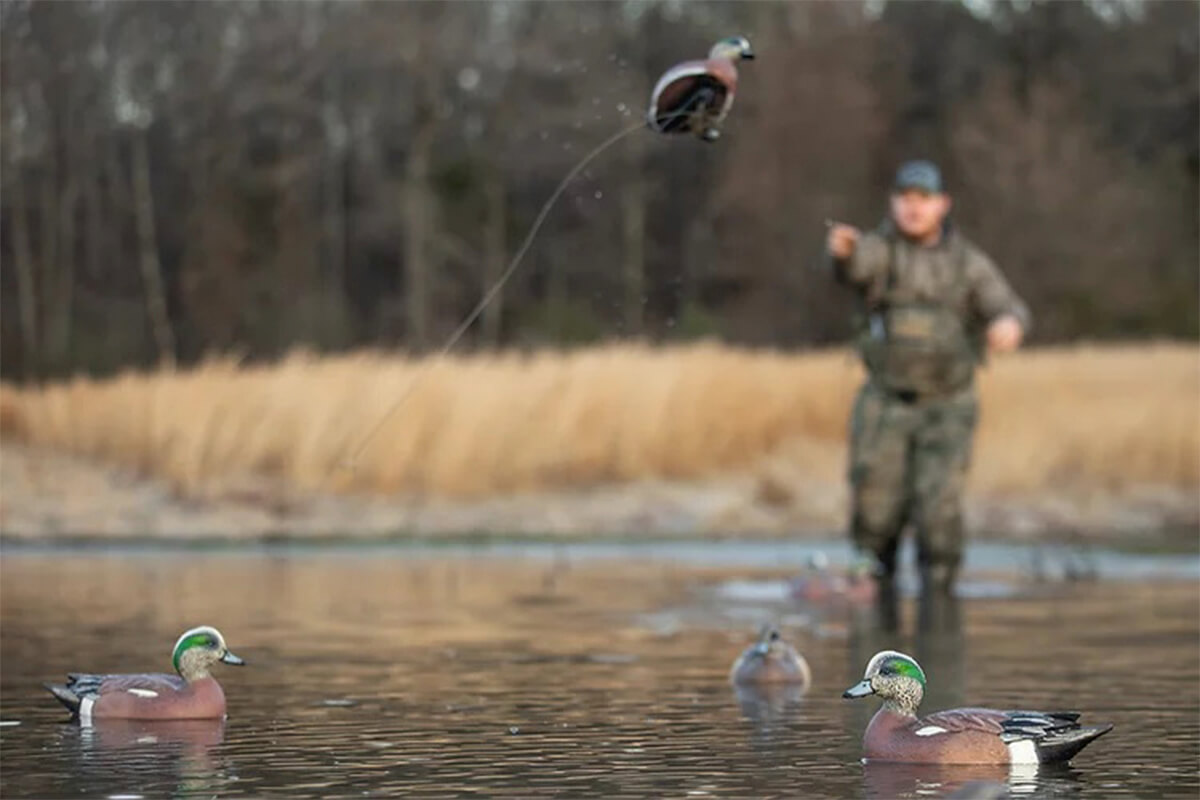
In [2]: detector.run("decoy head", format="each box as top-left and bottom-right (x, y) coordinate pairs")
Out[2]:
(843, 649), (926, 714)
(731, 624), (811, 688)
(710, 35), (755, 62)
(751, 624), (784, 657)
(172, 625), (245, 681)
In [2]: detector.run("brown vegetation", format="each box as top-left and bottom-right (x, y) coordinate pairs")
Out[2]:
(2, 343), (1195, 503)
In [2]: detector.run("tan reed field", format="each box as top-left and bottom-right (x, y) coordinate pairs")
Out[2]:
(1, 342), (1195, 500)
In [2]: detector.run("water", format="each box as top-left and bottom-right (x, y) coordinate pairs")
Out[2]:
(2, 540), (1197, 798)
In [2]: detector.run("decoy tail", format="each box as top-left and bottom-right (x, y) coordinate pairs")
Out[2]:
(1033, 723), (1113, 764)
(44, 683), (81, 716)
(999, 710), (1111, 763)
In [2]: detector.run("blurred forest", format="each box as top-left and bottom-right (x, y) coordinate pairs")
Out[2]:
(1, 0), (1196, 382)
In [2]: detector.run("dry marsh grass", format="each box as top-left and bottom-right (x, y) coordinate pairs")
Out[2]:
(1, 342), (1195, 500)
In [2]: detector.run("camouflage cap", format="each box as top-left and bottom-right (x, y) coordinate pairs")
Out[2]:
(893, 160), (943, 193)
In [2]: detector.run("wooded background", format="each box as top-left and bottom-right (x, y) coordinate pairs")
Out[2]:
(2, 0), (1196, 381)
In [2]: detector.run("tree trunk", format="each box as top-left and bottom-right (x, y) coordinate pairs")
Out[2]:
(403, 113), (438, 350)
(10, 166), (40, 380)
(39, 144), (59, 330)
(322, 71), (348, 331)
(322, 137), (347, 292)
(131, 130), (177, 370)
(46, 178), (78, 371)
(481, 167), (507, 347)
(621, 34), (650, 339)
(620, 143), (646, 337)
(85, 152), (105, 281)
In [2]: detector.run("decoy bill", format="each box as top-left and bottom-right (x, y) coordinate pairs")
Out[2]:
(647, 35), (754, 142)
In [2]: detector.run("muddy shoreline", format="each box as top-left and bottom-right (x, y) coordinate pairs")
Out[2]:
(1, 444), (1196, 548)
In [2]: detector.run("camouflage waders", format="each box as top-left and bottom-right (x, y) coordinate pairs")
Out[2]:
(848, 380), (977, 591)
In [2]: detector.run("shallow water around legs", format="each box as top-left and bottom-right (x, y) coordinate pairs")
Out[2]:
(1, 541), (1197, 799)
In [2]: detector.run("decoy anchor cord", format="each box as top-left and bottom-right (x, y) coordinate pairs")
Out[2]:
(339, 112), (696, 474)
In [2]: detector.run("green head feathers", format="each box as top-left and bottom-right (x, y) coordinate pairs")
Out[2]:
(857, 649), (927, 688)
(172, 626), (224, 674)
(880, 653), (927, 687)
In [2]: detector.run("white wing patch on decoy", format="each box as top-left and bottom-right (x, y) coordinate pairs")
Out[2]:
(1007, 739), (1040, 764)
(126, 688), (159, 698)
(914, 725), (949, 737)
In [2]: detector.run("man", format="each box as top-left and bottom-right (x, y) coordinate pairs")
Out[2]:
(826, 160), (1031, 594)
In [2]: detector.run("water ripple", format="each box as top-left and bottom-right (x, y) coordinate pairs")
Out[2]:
(2, 551), (1196, 798)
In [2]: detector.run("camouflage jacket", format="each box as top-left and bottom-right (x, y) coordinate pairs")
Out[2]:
(829, 220), (1032, 395)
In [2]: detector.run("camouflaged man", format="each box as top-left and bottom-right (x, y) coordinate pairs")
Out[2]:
(826, 160), (1031, 594)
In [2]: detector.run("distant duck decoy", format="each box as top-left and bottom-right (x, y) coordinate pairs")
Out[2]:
(45, 626), (245, 722)
(789, 552), (878, 605)
(729, 625), (811, 688)
(647, 35), (754, 143)
(843, 650), (1112, 765)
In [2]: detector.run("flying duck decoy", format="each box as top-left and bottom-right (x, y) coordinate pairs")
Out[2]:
(647, 35), (754, 143)
(844, 650), (1113, 765)
(44, 625), (245, 722)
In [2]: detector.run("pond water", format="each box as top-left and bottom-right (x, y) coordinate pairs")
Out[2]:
(1, 539), (1197, 799)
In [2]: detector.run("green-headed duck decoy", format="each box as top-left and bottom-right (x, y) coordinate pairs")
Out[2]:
(45, 626), (245, 722)
(844, 650), (1112, 765)
(647, 35), (754, 143)
(729, 625), (811, 687)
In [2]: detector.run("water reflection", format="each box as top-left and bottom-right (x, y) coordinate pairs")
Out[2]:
(915, 590), (966, 713)
(77, 717), (226, 750)
(859, 759), (1085, 798)
(732, 683), (806, 730)
(57, 718), (230, 799)
(862, 761), (1008, 798)
(1, 550), (1197, 799)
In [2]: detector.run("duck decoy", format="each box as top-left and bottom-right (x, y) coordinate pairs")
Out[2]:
(45, 626), (245, 722)
(843, 650), (1112, 765)
(729, 624), (811, 687)
(789, 552), (878, 605)
(647, 35), (754, 143)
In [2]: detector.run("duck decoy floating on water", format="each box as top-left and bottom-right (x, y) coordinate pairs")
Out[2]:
(45, 625), (245, 722)
(647, 35), (754, 143)
(789, 551), (878, 605)
(729, 624), (811, 688)
(843, 650), (1112, 765)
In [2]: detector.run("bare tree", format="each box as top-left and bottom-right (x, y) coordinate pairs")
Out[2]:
(130, 128), (177, 369)
(7, 162), (40, 378)
(0, 0), (1194, 381)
